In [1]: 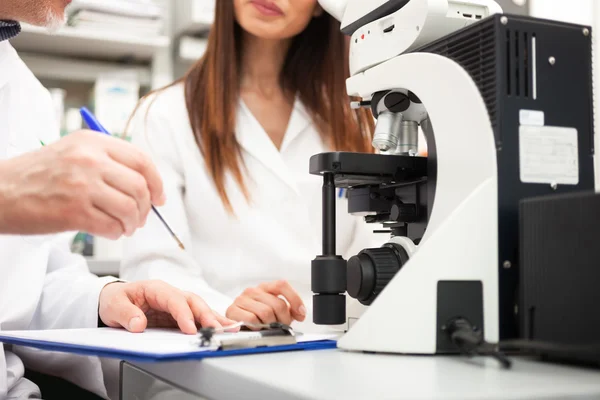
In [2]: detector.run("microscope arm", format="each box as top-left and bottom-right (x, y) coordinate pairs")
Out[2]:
(317, 0), (348, 22)
(318, 0), (408, 34)
(320, 0), (502, 75)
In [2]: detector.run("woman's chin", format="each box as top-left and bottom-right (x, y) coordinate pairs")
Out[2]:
(243, 26), (297, 41)
(240, 17), (306, 41)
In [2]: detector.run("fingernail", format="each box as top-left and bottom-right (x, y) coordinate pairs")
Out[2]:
(128, 316), (142, 331)
(185, 319), (197, 333)
(299, 305), (306, 316)
(159, 192), (167, 205)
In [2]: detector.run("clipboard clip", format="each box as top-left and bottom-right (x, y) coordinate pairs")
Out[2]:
(198, 322), (297, 350)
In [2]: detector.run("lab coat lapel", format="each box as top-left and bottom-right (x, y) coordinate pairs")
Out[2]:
(236, 100), (306, 194)
(280, 99), (312, 153)
(0, 42), (14, 93)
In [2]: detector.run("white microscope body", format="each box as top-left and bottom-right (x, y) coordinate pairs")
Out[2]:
(321, 0), (502, 75)
(316, 0), (503, 354)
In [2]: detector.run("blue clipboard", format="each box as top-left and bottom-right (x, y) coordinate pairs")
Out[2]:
(0, 332), (337, 363)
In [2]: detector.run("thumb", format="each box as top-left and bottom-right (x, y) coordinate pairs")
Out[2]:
(126, 311), (148, 333)
(107, 294), (149, 333)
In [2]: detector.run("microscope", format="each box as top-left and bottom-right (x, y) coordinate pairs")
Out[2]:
(312, 0), (598, 357)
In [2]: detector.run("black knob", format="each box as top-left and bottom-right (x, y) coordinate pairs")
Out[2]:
(311, 255), (347, 325)
(384, 92), (411, 113)
(347, 245), (408, 305)
(390, 203), (418, 223)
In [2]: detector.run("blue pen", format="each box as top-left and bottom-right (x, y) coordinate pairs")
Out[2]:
(80, 107), (111, 135)
(80, 107), (185, 250)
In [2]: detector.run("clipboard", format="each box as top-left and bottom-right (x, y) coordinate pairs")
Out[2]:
(0, 327), (338, 363)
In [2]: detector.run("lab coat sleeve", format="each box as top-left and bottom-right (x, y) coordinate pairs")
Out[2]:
(29, 234), (118, 330)
(120, 95), (234, 316)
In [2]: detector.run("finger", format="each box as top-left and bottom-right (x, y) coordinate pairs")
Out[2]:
(185, 293), (222, 330)
(104, 139), (165, 206)
(215, 314), (240, 331)
(101, 159), (152, 228)
(226, 307), (262, 330)
(142, 282), (197, 334)
(84, 206), (124, 240)
(236, 296), (277, 325)
(259, 281), (306, 321)
(91, 183), (140, 236)
(103, 291), (149, 333)
(249, 291), (293, 325)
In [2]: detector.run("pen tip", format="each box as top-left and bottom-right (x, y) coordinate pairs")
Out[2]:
(176, 237), (185, 250)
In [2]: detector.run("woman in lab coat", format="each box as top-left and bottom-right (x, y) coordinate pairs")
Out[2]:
(121, 0), (380, 333)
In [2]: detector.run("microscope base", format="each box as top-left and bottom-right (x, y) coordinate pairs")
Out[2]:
(338, 178), (499, 354)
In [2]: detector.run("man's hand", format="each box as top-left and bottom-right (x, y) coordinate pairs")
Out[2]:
(99, 280), (237, 334)
(226, 280), (306, 329)
(0, 130), (165, 239)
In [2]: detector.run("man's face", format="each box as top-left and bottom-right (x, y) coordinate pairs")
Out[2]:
(12, 0), (72, 30)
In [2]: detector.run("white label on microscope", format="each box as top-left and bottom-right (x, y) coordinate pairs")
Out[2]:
(520, 109), (545, 126)
(519, 126), (579, 185)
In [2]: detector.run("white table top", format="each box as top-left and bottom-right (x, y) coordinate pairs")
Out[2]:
(132, 349), (600, 400)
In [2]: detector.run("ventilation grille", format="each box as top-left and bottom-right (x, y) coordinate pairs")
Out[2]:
(420, 19), (499, 127)
(506, 29), (534, 99)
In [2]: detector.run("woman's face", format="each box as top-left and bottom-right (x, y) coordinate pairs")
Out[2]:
(234, 0), (323, 40)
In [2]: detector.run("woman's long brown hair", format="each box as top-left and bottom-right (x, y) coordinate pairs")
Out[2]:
(137, 1), (374, 213)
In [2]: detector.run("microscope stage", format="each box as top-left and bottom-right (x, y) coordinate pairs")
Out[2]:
(309, 152), (427, 188)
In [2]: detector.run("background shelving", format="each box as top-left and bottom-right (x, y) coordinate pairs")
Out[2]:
(12, 24), (170, 62)
(19, 53), (153, 85)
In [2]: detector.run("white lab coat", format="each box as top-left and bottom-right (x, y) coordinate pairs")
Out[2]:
(121, 83), (382, 333)
(0, 41), (119, 399)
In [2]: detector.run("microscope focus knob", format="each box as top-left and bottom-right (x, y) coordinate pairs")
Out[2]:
(347, 244), (408, 306)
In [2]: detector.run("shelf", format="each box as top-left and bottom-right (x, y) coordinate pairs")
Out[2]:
(177, 36), (208, 63)
(86, 259), (120, 277)
(20, 53), (152, 86)
(11, 24), (170, 62)
(177, 15), (213, 36)
(173, 0), (214, 36)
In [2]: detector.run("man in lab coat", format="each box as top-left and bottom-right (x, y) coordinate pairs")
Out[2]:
(0, 1), (233, 399)
(0, 1), (162, 239)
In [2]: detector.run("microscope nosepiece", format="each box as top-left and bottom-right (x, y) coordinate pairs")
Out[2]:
(372, 111), (403, 152)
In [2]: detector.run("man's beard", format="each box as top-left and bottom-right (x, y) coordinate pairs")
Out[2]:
(44, 7), (66, 33)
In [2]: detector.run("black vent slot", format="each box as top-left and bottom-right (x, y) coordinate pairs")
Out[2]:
(506, 29), (533, 98)
(418, 19), (499, 128)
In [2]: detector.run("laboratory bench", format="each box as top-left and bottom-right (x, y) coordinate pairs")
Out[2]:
(121, 349), (600, 400)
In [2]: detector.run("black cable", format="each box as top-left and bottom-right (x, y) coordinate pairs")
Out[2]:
(444, 318), (512, 369)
